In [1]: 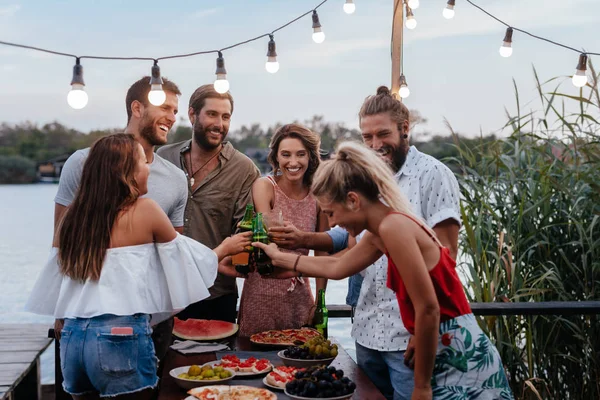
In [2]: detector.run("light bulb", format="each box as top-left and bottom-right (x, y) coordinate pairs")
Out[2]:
(407, 0), (420, 10)
(148, 85), (166, 106)
(214, 77), (230, 94)
(343, 0), (356, 14)
(265, 36), (279, 73)
(499, 43), (513, 58)
(399, 85), (410, 98)
(312, 10), (325, 43)
(405, 16), (417, 30)
(265, 59), (280, 74)
(443, 0), (456, 19)
(68, 59), (88, 109)
(148, 60), (166, 106)
(67, 84), (88, 109)
(572, 53), (588, 88)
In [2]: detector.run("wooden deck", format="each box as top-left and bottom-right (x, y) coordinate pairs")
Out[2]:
(0, 324), (52, 400)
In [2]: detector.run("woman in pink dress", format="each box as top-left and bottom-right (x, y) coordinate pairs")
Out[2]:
(237, 123), (328, 337)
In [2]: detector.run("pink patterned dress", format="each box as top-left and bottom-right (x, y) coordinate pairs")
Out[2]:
(238, 175), (317, 337)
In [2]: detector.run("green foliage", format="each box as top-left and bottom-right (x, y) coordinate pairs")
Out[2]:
(452, 64), (600, 399)
(0, 155), (36, 183)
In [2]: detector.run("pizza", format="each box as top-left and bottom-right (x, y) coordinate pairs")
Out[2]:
(250, 327), (322, 346)
(188, 385), (277, 400)
(212, 355), (272, 374)
(265, 366), (304, 389)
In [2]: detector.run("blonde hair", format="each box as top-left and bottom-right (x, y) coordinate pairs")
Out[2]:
(312, 141), (413, 214)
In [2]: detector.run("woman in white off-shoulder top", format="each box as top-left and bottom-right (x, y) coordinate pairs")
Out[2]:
(26, 134), (251, 400)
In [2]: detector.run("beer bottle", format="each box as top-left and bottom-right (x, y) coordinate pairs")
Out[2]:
(232, 204), (254, 275)
(253, 212), (273, 275)
(313, 289), (328, 338)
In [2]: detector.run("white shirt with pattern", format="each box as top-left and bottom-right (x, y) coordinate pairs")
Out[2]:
(351, 146), (461, 352)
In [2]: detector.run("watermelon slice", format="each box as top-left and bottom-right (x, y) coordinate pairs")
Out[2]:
(172, 318), (239, 341)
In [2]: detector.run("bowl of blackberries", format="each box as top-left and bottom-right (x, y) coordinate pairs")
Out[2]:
(278, 337), (338, 368)
(284, 365), (356, 399)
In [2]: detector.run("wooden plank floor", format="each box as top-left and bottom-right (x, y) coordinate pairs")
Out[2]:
(0, 324), (52, 400)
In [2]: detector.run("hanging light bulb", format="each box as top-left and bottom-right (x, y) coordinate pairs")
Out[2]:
(407, 0), (420, 10)
(443, 0), (456, 19)
(312, 10), (326, 43)
(148, 60), (166, 106)
(265, 35), (280, 74)
(572, 53), (588, 88)
(499, 27), (514, 58)
(343, 0), (356, 14)
(214, 52), (230, 94)
(67, 58), (88, 110)
(399, 74), (410, 98)
(405, 6), (417, 30)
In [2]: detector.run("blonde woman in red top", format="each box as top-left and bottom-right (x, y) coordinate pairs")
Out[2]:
(254, 141), (513, 400)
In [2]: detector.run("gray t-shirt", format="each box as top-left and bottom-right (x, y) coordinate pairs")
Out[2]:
(54, 148), (187, 227)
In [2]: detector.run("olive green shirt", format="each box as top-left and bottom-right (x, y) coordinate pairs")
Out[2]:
(157, 140), (261, 299)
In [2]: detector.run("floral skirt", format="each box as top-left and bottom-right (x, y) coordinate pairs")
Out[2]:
(432, 313), (514, 399)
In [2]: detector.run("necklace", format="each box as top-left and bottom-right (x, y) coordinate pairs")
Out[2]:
(187, 147), (221, 187)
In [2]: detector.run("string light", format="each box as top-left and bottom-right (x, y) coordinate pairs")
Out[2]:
(572, 53), (588, 88)
(443, 0), (456, 19)
(265, 35), (279, 74)
(407, 0), (420, 10)
(214, 52), (230, 94)
(148, 60), (166, 106)
(499, 27), (513, 58)
(343, 0), (356, 14)
(67, 58), (88, 110)
(405, 6), (417, 30)
(399, 74), (410, 98)
(312, 10), (326, 43)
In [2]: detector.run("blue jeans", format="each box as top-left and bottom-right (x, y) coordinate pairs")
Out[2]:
(60, 314), (158, 397)
(356, 341), (414, 400)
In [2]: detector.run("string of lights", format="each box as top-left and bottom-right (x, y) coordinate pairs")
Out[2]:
(0, 0), (597, 108)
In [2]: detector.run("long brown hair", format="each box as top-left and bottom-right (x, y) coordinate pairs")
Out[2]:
(267, 123), (321, 186)
(58, 134), (142, 281)
(312, 141), (413, 214)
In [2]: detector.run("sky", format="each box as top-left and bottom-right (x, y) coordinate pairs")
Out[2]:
(0, 0), (599, 139)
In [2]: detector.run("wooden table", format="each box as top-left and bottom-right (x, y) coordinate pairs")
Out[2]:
(0, 324), (52, 400)
(158, 337), (386, 400)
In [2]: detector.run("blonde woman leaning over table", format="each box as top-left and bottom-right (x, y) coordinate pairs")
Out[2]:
(253, 141), (513, 400)
(237, 123), (329, 337)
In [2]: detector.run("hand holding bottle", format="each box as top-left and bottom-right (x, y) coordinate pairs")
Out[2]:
(214, 231), (253, 261)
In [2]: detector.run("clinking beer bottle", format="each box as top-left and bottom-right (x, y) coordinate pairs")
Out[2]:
(232, 204), (254, 275)
(253, 212), (273, 275)
(313, 289), (328, 338)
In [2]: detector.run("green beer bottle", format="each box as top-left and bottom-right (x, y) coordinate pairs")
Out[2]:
(313, 289), (328, 338)
(253, 212), (273, 275)
(232, 205), (254, 275)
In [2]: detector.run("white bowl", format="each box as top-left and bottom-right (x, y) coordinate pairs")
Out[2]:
(169, 366), (235, 390)
(277, 350), (335, 368)
(284, 389), (354, 400)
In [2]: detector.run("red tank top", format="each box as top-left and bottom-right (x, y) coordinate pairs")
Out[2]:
(385, 212), (471, 335)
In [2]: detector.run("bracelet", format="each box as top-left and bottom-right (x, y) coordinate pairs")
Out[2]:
(293, 255), (301, 273)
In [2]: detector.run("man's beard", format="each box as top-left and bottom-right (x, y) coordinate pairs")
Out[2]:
(139, 116), (166, 146)
(377, 142), (409, 173)
(193, 121), (227, 151)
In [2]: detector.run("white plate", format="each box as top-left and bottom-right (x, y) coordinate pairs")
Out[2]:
(204, 359), (273, 377)
(262, 376), (285, 391)
(277, 350), (335, 368)
(284, 389), (354, 400)
(169, 366), (235, 390)
(186, 385), (277, 400)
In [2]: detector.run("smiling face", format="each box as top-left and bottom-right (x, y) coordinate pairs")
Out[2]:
(137, 91), (179, 146)
(360, 112), (410, 173)
(276, 137), (310, 184)
(190, 97), (232, 151)
(317, 193), (368, 237)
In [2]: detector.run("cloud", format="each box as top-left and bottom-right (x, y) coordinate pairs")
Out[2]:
(0, 4), (20, 17)
(188, 8), (220, 19)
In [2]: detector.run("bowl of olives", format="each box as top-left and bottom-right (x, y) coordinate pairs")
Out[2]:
(284, 365), (356, 399)
(170, 364), (235, 390)
(278, 337), (338, 368)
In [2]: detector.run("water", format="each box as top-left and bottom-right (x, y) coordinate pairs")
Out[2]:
(0, 184), (354, 384)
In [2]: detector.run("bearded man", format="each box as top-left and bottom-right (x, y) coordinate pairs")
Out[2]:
(158, 84), (260, 323)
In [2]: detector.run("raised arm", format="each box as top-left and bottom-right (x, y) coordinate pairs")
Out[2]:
(255, 232), (383, 280)
(251, 177), (275, 214)
(314, 206), (330, 293)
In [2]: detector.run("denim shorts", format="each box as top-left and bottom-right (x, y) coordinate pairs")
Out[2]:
(60, 314), (159, 398)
